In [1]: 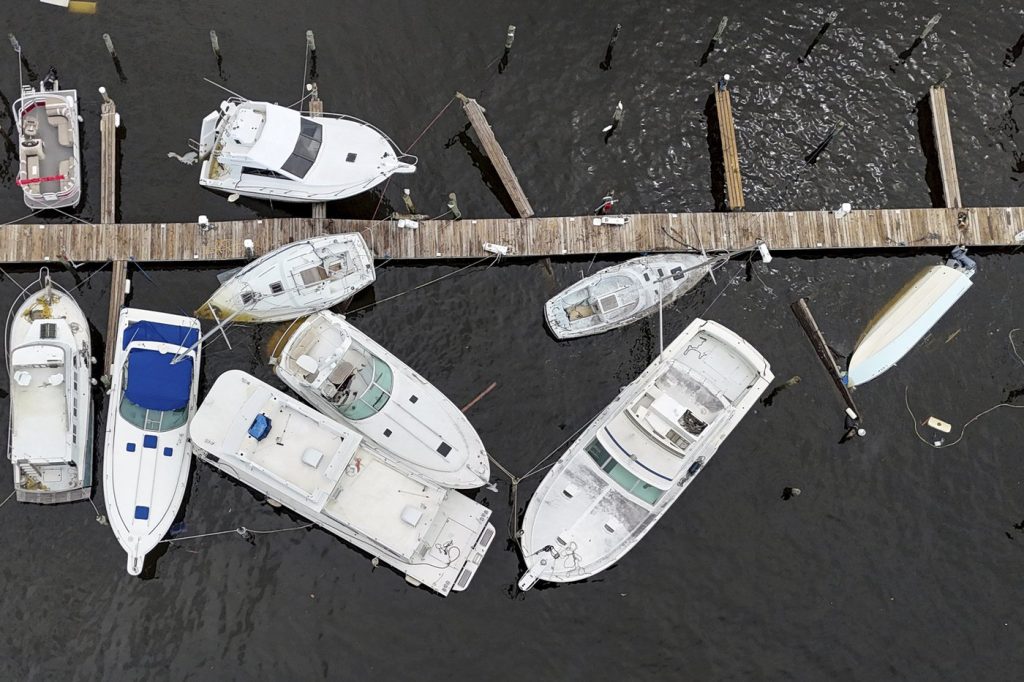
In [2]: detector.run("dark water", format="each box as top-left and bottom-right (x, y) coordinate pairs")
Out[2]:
(2, 1), (1024, 679)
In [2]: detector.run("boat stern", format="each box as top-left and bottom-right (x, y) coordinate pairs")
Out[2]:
(451, 523), (496, 592)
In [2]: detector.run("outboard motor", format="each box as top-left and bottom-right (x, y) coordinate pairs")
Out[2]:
(41, 67), (58, 91)
(945, 246), (978, 274)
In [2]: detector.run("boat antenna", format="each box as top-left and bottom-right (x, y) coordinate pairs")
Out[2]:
(9, 33), (24, 90)
(202, 77), (247, 101)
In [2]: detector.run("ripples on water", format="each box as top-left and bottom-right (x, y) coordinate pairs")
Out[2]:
(1, 1), (1023, 679)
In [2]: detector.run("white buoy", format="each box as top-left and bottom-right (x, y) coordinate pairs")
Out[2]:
(397, 219), (419, 230)
(835, 202), (852, 218)
(483, 242), (512, 256)
(227, 193), (240, 203)
(757, 240), (772, 263)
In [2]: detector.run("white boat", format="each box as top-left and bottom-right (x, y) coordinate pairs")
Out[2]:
(197, 98), (416, 203)
(196, 234), (375, 323)
(6, 271), (94, 503)
(190, 371), (495, 596)
(271, 312), (490, 489)
(545, 254), (711, 339)
(13, 69), (81, 209)
(102, 309), (202, 575)
(845, 247), (977, 388)
(518, 318), (772, 590)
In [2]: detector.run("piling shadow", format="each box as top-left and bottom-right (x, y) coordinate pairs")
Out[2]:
(914, 96), (946, 207)
(703, 94), (726, 211)
(445, 122), (520, 217)
(1005, 34), (1024, 67)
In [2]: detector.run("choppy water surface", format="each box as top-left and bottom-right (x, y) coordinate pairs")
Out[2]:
(1, 1), (1023, 679)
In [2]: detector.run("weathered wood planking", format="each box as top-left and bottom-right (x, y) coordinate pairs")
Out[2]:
(714, 85), (745, 212)
(929, 85), (962, 209)
(307, 92), (328, 221)
(100, 97), (124, 371)
(4, 208), (1022, 265)
(457, 94), (535, 218)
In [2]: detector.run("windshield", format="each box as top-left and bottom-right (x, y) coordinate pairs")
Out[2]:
(119, 394), (189, 432)
(281, 117), (323, 178)
(337, 354), (394, 420)
(585, 438), (665, 505)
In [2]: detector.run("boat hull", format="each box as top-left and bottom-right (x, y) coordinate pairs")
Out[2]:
(14, 86), (82, 210)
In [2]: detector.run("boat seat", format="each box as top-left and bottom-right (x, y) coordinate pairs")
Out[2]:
(58, 159), (72, 187)
(47, 108), (73, 148)
(295, 354), (319, 378)
(327, 361), (355, 386)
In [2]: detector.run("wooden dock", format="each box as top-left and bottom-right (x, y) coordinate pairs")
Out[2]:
(3, 207), (1022, 264)
(714, 81), (745, 211)
(307, 87), (327, 221)
(99, 92), (126, 372)
(456, 93), (534, 218)
(928, 85), (962, 209)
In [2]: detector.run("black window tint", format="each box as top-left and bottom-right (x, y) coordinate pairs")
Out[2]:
(282, 119), (323, 179)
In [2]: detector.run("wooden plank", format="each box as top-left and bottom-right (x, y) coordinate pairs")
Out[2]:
(714, 84), (745, 212)
(308, 92), (328, 221)
(457, 93), (535, 218)
(929, 85), (962, 209)
(100, 94), (126, 373)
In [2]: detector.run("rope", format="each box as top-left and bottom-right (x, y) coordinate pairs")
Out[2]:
(345, 256), (493, 315)
(903, 329), (1024, 449)
(0, 490), (15, 511)
(3, 208), (45, 226)
(68, 260), (113, 292)
(160, 522), (314, 544)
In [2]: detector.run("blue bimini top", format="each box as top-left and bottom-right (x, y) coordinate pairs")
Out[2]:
(125, 349), (194, 411)
(123, 320), (200, 350)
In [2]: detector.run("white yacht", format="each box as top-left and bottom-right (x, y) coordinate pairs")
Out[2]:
(545, 254), (711, 339)
(190, 371), (495, 596)
(845, 247), (977, 388)
(196, 234), (375, 323)
(13, 69), (81, 209)
(102, 309), (202, 575)
(6, 270), (93, 503)
(271, 312), (490, 489)
(197, 98), (416, 203)
(518, 318), (772, 590)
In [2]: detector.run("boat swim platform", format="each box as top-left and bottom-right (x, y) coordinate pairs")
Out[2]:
(2, 206), (1022, 264)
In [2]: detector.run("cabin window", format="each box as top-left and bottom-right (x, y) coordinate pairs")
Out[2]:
(240, 291), (257, 305)
(339, 355), (394, 420)
(281, 118), (323, 179)
(586, 438), (665, 505)
(269, 282), (284, 295)
(585, 438), (612, 467)
(242, 167), (288, 179)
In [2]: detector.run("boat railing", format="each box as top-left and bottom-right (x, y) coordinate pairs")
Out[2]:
(301, 110), (419, 167)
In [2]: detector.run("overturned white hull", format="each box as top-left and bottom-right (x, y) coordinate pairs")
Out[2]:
(518, 319), (772, 590)
(197, 234), (375, 323)
(190, 371), (495, 596)
(545, 254), (710, 339)
(846, 260), (974, 388)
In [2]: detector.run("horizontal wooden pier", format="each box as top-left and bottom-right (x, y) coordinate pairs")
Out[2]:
(2, 207), (1021, 264)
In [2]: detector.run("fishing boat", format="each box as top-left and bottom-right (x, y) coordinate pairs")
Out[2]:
(6, 270), (94, 503)
(197, 98), (416, 203)
(845, 247), (977, 388)
(190, 371), (495, 596)
(545, 254), (711, 339)
(270, 311), (490, 489)
(103, 309), (202, 575)
(13, 68), (81, 209)
(518, 318), (772, 590)
(196, 234), (375, 323)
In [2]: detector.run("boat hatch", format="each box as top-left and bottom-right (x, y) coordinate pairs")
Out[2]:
(39, 322), (57, 339)
(298, 265), (329, 285)
(595, 293), (623, 314)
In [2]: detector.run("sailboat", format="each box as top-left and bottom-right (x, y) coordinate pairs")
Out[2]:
(6, 270), (94, 503)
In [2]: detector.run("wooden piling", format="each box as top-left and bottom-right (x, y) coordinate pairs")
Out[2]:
(790, 298), (860, 417)
(307, 88), (327, 221)
(928, 85), (962, 209)
(714, 80), (745, 211)
(455, 92), (534, 218)
(100, 92), (126, 372)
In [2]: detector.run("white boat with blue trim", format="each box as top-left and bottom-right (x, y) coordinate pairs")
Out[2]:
(518, 318), (772, 590)
(271, 311), (490, 489)
(102, 309), (202, 575)
(844, 247), (977, 388)
(6, 270), (94, 503)
(196, 234), (375, 323)
(189, 371), (495, 596)
(198, 98), (416, 203)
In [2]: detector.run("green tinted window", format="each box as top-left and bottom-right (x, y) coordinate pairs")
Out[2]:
(589, 437), (666, 505)
(340, 355), (394, 420)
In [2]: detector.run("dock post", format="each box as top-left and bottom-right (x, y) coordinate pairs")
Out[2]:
(454, 92), (535, 218)
(308, 85), (327, 222)
(928, 84), (962, 209)
(790, 298), (860, 418)
(100, 88), (126, 373)
(714, 76), (745, 211)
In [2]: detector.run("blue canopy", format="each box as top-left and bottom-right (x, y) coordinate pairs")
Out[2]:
(125, 349), (194, 411)
(123, 320), (199, 350)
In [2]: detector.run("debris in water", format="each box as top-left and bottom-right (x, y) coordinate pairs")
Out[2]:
(167, 151), (198, 165)
(781, 487), (801, 501)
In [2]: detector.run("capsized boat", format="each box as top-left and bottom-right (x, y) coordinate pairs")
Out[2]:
(6, 270), (94, 503)
(545, 254), (711, 339)
(190, 371), (495, 595)
(13, 68), (81, 209)
(196, 234), (375, 323)
(271, 311), (490, 489)
(845, 247), (977, 388)
(103, 309), (202, 575)
(518, 318), (772, 590)
(197, 98), (416, 203)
